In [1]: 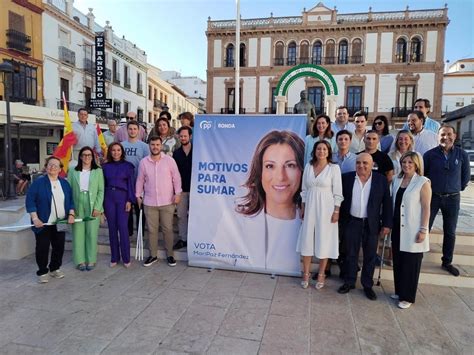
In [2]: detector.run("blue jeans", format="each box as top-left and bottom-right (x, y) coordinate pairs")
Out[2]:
(429, 193), (460, 265)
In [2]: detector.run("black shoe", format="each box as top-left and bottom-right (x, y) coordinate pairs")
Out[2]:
(442, 264), (460, 277)
(338, 283), (355, 294)
(167, 256), (177, 267)
(143, 256), (158, 267)
(364, 287), (377, 301)
(173, 240), (187, 250)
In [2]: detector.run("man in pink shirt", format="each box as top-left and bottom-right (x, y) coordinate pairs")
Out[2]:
(136, 136), (182, 267)
(115, 111), (147, 143)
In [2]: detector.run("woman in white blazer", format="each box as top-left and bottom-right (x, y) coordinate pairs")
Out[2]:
(391, 151), (431, 309)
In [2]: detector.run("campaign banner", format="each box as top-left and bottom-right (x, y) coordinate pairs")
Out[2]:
(188, 114), (307, 276)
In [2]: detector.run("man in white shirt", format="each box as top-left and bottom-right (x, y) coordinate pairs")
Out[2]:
(103, 119), (117, 146)
(337, 153), (392, 301)
(350, 111), (368, 153)
(402, 98), (440, 133)
(331, 106), (355, 135)
(408, 111), (438, 155)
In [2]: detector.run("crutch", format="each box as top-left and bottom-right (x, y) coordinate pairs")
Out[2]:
(135, 208), (144, 261)
(376, 234), (388, 286)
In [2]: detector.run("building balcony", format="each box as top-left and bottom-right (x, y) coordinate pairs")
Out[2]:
(286, 58), (297, 66)
(409, 53), (423, 63)
(153, 98), (164, 109)
(391, 107), (413, 118)
(124, 78), (131, 89)
(347, 106), (369, 117)
(338, 57), (349, 65)
(83, 58), (94, 75)
(58, 46), (76, 66)
(274, 58), (284, 66)
(57, 100), (83, 112)
(264, 107), (276, 114)
(105, 68), (112, 81)
(113, 71), (120, 84)
(299, 57), (310, 64)
(350, 56), (363, 64)
(6, 29), (31, 54)
(312, 57), (322, 65)
(324, 56), (336, 65)
(225, 59), (234, 67)
(137, 84), (143, 94)
(220, 108), (246, 114)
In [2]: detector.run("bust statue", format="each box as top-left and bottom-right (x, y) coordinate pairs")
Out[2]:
(294, 90), (316, 133)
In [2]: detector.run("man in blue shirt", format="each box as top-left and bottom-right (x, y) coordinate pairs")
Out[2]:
(424, 125), (470, 276)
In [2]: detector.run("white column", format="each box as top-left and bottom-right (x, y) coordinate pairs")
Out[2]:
(326, 95), (337, 121)
(276, 96), (287, 115)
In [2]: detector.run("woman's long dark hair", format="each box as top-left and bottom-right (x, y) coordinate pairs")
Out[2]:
(105, 142), (126, 163)
(236, 130), (304, 216)
(309, 140), (333, 166)
(75, 146), (99, 171)
(311, 114), (334, 139)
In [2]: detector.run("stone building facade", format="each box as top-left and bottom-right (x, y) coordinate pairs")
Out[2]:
(206, 2), (448, 125)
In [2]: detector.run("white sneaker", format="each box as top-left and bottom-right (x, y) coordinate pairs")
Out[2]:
(390, 294), (399, 300)
(49, 269), (65, 279)
(37, 274), (49, 283)
(398, 301), (412, 309)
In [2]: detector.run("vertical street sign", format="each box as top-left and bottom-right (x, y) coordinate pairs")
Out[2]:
(90, 32), (112, 109)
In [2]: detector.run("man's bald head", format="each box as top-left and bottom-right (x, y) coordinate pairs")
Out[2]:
(356, 152), (373, 180)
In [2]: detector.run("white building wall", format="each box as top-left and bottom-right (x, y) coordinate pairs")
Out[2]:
(365, 33), (377, 64)
(425, 31), (438, 62)
(377, 74), (397, 112)
(364, 74), (376, 113)
(442, 75), (474, 112)
(248, 38), (258, 67)
(260, 37), (271, 66)
(212, 77), (226, 113)
(417, 73), (435, 104)
(258, 76), (271, 112)
(214, 39), (222, 68)
(242, 77), (257, 112)
(380, 32), (394, 63)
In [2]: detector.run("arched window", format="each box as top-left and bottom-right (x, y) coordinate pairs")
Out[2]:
(300, 41), (309, 64)
(410, 37), (422, 62)
(325, 40), (335, 64)
(312, 41), (322, 65)
(396, 38), (407, 63)
(239, 43), (246, 67)
(225, 43), (234, 67)
(338, 40), (348, 64)
(274, 41), (284, 66)
(287, 41), (297, 66)
(351, 39), (362, 64)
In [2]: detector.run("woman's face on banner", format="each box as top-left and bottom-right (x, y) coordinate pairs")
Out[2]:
(261, 143), (302, 209)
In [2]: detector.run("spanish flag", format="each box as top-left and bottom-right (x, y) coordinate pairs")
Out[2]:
(96, 123), (107, 157)
(53, 93), (77, 177)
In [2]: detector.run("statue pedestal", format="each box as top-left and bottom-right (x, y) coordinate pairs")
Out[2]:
(275, 96), (287, 115)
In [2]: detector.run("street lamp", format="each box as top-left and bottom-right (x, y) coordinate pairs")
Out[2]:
(0, 61), (17, 199)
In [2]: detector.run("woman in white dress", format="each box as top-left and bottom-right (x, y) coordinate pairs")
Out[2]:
(297, 140), (343, 289)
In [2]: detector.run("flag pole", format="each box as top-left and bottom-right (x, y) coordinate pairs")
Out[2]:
(235, 0), (240, 115)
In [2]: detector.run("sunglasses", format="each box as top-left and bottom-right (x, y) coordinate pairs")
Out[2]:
(374, 121), (383, 126)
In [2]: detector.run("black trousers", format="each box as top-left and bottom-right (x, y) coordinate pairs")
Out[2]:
(343, 217), (378, 288)
(35, 226), (65, 276)
(392, 230), (423, 303)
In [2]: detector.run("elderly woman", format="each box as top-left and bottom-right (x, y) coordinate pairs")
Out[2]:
(26, 156), (75, 283)
(148, 117), (180, 155)
(13, 160), (31, 195)
(304, 114), (336, 165)
(297, 140), (343, 289)
(372, 115), (394, 154)
(103, 142), (135, 268)
(391, 152), (431, 309)
(68, 146), (104, 271)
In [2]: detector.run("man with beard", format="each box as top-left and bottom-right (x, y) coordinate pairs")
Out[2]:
(173, 126), (193, 250)
(136, 136), (182, 267)
(407, 111), (438, 156)
(424, 125), (470, 277)
(402, 98), (440, 133)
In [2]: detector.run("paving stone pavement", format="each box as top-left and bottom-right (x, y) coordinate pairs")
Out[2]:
(0, 251), (473, 355)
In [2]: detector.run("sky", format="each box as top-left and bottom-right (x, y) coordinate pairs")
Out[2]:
(74, 0), (474, 80)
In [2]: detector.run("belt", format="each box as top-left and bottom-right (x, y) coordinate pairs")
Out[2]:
(434, 192), (460, 197)
(106, 186), (125, 191)
(350, 215), (368, 223)
(80, 190), (89, 194)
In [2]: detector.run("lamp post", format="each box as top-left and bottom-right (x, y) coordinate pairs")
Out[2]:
(0, 61), (17, 199)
